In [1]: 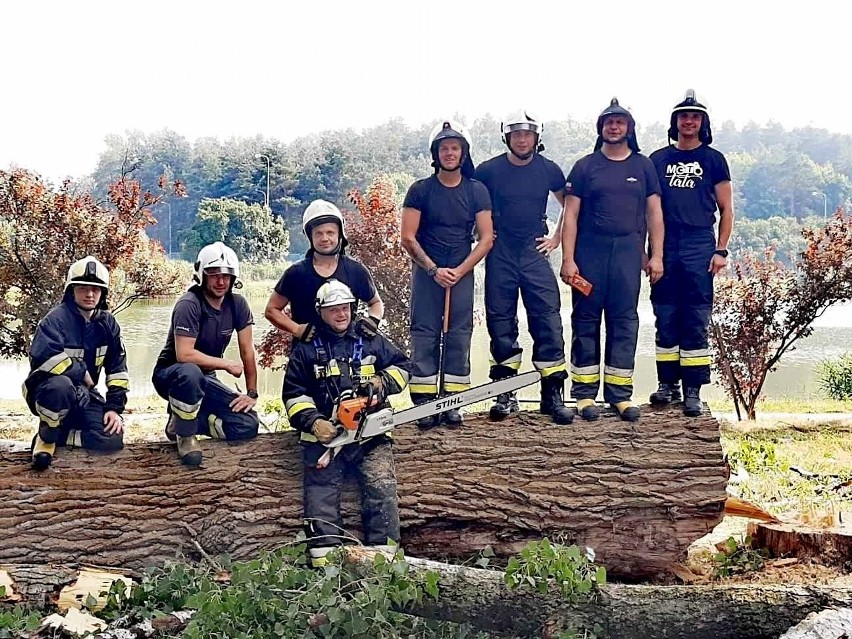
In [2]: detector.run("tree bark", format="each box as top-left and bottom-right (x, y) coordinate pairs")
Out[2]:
(1, 405), (727, 579)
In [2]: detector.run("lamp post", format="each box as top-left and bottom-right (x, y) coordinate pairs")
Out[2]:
(255, 153), (271, 211)
(165, 201), (173, 256)
(812, 191), (827, 220)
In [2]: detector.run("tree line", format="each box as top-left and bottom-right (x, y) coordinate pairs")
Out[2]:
(88, 117), (852, 260)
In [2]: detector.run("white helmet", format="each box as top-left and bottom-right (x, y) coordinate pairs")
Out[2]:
(428, 119), (475, 176)
(501, 109), (544, 156)
(192, 242), (240, 288)
(428, 120), (472, 152)
(65, 256), (110, 309)
(302, 199), (348, 254)
(65, 256), (109, 291)
(315, 279), (356, 311)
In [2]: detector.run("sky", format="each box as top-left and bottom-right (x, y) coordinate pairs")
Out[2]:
(0, 0), (846, 181)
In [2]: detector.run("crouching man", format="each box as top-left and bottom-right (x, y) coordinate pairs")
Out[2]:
(152, 242), (260, 466)
(24, 256), (129, 470)
(282, 279), (411, 566)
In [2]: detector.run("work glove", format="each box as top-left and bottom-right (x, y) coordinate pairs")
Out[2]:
(298, 323), (317, 342)
(311, 418), (338, 444)
(74, 384), (91, 410)
(357, 375), (386, 403)
(355, 315), (382, 338)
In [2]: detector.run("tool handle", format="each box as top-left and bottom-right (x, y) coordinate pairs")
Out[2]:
(442, 286), (451, 333)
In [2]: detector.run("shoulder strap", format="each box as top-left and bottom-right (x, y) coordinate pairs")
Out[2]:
(190, 287), (210, 333)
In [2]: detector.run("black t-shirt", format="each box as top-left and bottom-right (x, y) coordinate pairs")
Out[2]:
(274, 255), (376, 326)
(649, 144), (731, 228)
(402, 175), (491, 251)
(566, 151), (661, 237)
(156, 290), (254, 369)
(474, 154), (565, 239)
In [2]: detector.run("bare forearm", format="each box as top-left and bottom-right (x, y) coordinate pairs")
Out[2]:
(367, 297), (384, 319)
(561, 210), (578, 261)
(243, 354), (258, 391)
(717, 209), (734, 249)
(265, 307), (302, 335)
(456, 235), (493, 276)
(401, 237), (436, 271)
(178, 349), (231, 372)
(647, 209), (664, 258)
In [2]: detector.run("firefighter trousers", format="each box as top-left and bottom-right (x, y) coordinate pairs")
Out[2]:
(409, 257), (474, 404)
(650, 226), (715, 388)
(30, 375), (123, 451)
(152, 363), (259, 439)
(570, 233), (643, 404)
(485, 237), (567, 382)
(302, 436), (400, 553)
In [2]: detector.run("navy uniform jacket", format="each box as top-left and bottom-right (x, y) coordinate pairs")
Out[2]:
(24, 300), (130, 414)
(283, 324), (411, 441)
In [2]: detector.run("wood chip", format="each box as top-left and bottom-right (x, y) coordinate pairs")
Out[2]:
(57, 567), (134, 612)
(671, 564), (704, 583)
(0, 569), (21, 601)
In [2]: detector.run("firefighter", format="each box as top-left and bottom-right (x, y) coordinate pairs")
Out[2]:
(152, 242), (259, 466)
(265, 199), (385, 342)
(24, 256), (129, 470)
(282, 279), (411, 566)
(649, 90), (734, 416)
(400, 119), (493, 429)
(475, 109), (573, 424)
(560, 98), (665, 422)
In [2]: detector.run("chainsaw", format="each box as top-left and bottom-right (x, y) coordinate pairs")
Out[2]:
(320, 370), (541, 455)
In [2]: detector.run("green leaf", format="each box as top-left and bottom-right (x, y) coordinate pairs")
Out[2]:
(424, 572), (439, 599)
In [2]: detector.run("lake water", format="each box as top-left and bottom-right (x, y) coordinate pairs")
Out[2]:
(2, 291), (850, 406)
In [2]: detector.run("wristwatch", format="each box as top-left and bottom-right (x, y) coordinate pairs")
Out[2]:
(247, 390), (259, 399)
(713, 249), (729, 258)
(426, 265), (438, 277)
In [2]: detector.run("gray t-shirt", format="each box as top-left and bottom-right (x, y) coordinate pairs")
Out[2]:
(155, 289), (254, 370)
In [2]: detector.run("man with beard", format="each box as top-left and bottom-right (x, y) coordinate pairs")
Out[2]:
(401, 119), (493, 429)
(649, 90), (734, 416)
(24, 256), (129, 470)
(560, 99), (664, 422)
(152, 242), (260, 466)
(265, 199), (385, 344)
(474, 109), (573, 424)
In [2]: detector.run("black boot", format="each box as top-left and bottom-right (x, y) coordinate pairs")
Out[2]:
(649, 382), (682, 405)
(489, 392), (519, 421)
(540, 378), (574, 425)
(415, 415), (440, 430)
(412, 394), (440, 431)
(442, 408), (463, 428)
(683, 387), (703, 417)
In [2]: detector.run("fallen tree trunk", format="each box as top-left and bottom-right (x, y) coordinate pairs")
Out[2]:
(1, 405), (727, 579)
(353, 552), (852, 639)
(6, 556), (852, 639)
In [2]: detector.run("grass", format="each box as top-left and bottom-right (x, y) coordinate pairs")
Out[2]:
(722, 425), (852, 519)
(708, 396), (852, 414)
